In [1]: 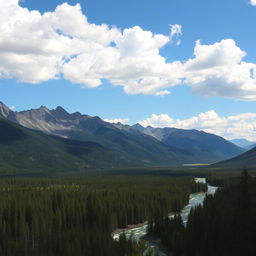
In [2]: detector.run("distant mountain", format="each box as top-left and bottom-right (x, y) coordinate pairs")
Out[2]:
(246, 143), (256, 150)
(231, 138), (256, 149)
(0, 117), (136, 175)
(215, 146), (256, 167)
(0, 102), (196, 166)
(0, 101), (244, 165)
(132, 124), (245, 163)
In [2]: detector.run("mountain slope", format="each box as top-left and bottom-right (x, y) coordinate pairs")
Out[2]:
(214, 146), (256, 167)
(0, 102), (197, 166)
(1, 101), (244, 165)
(132, 125), (244, 163)
(245, 143), (256, 150)
(231, 138), (256, 149)
(0, 118), (135, 175)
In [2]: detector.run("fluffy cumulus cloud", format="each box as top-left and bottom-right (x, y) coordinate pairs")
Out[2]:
(1, 1), (256, 100)
(250, 0), (256, 6)
(0, 0), (182, 96)
(139, 111), (256, 141)
(184, 39), (256, 100)
(104, 118), (130, 124)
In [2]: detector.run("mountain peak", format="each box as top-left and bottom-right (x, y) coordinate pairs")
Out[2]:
(55, 106), (68, 113)
(39, 105), (49, 111)
(132, 123), (144, 131)
(51, 106), (71, 120)
(0, 102), (12, 118)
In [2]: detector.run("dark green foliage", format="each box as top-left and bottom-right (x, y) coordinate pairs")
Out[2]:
(0, 175), (200, 255)
(147, 182), (206, 254)
(0, 120), (25, 144)
(149, 212), (189, 255)
(156, 170), (256, 256)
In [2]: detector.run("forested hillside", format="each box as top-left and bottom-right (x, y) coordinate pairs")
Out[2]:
(0, 118), (134, 174)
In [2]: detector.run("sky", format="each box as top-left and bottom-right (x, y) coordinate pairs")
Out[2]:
(1, 0), (256, 140)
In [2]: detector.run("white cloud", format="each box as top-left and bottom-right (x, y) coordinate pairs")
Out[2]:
(170, 24), (182, 45)
(0, 1), (181, 96)
(250, 0), (256, 6)
(184, 39), (256, 100)
(9, 106), (15, 110)
(140, 114), (174, 128)
(0, 1), (256, 100)
(170, 24), (182, 37)
(139, 111), (256, 141)
(104, 118), (130, 124)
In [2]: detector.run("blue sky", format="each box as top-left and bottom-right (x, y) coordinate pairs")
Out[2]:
(1, 0), (256, 140)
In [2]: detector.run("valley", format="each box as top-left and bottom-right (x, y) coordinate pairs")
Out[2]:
(1, 0), (256, 255)
(0, 102), (246, 176)
(0, 101), (255, 256)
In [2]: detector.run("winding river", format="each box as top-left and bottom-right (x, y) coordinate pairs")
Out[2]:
(113, 178), (218, 256)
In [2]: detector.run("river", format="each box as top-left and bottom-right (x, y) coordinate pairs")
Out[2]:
(113, 178), (218, 256)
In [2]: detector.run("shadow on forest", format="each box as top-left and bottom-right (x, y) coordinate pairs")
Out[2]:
(0, 120), (26, 144)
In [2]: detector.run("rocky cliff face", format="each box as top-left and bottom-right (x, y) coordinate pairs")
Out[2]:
(0, 102), (12, 118)
(0, 102), (113, 137)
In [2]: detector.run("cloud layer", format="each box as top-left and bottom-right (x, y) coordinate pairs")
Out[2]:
(139, 111), (256, 141)
(104, 118), (130, 124)
(1, 1), (256, 100)
(250, 0), (256, 6)
(185, 40), (256, 100)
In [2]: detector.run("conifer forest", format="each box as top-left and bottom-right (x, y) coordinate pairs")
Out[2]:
(0, 174), (207, 255)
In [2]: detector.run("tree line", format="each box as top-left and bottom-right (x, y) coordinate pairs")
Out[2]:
(0, 175), (206, 255)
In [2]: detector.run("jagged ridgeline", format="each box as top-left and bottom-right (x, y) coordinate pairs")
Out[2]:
(0, 102), (244, 164)
(0, 103), (203, 172)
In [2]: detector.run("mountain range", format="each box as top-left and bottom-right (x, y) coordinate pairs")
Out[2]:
(0, 102), (198, 171)
(0, 101), (245, 173)
(231, 138), (256, 150)
(132, 124), (244, 163)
